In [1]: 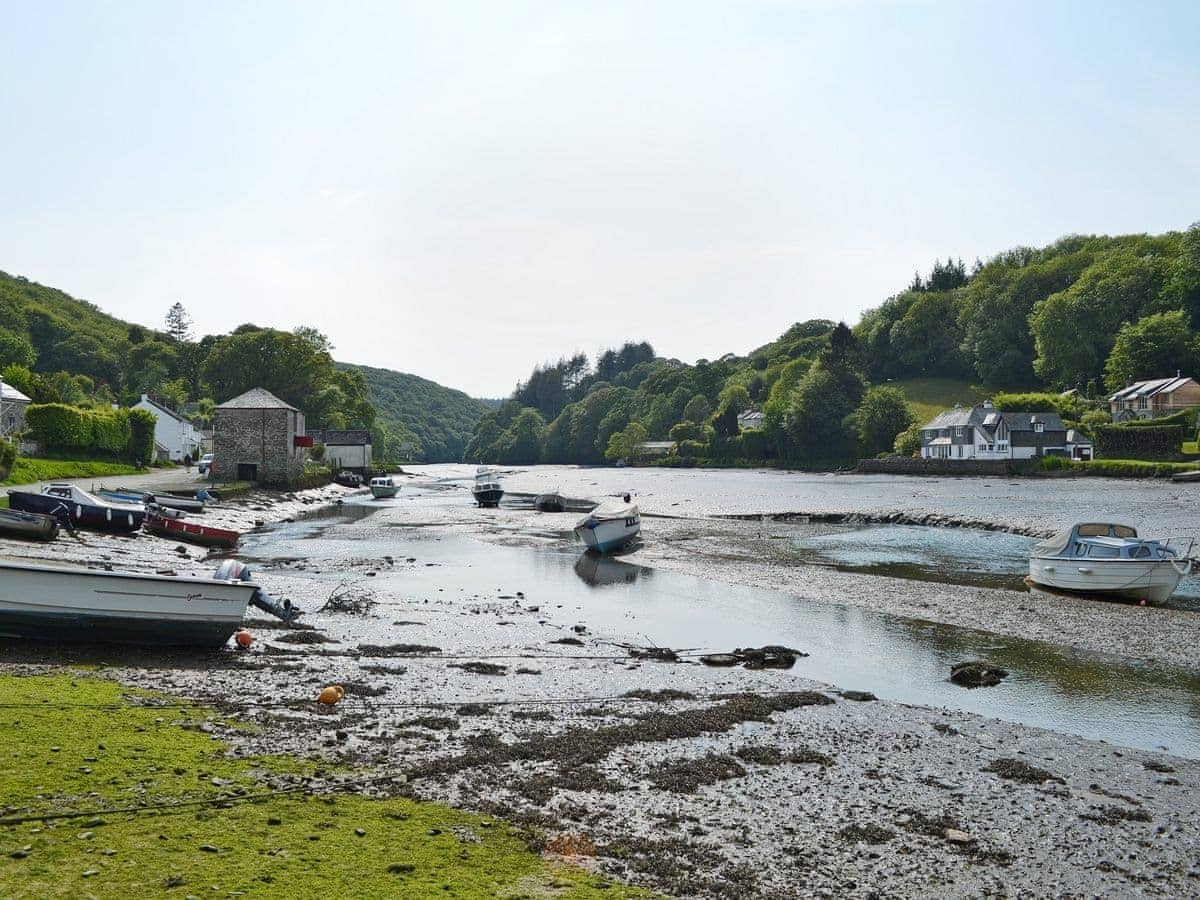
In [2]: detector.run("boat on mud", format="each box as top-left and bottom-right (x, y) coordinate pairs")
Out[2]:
(8, 483), (145, 533)
(1028, 522), (1195, 604)
(534, 490), (566, 512)
(369, 476), (400, 499)
(574, 496), (641, 554)
(0, 558), (298, 648)
(97, 487), (206, 513)
(472, 466), (504, 508)
(334, 471), (363, 488)
(143, 504), (240, 550)
(0, 508), (60, 542)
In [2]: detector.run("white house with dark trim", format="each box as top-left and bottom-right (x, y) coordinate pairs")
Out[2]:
(133, 393), (203, 462)
(920, 401), (1072, 460)
(306, 428), (372, 472)
(0, 380), (31, 437)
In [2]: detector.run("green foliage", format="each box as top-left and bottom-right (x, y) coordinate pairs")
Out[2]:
(781, 363), (863, 463)
(853, 386), (914, 456)
(1103, 310), (1200, 393)
(3, 457), (139, 485)
(1094, 424), (1183, 460)
(605, 421), (648, 463)
(0, 440), (15, 480)
(668, 421), (710, 443)
(991, 392), (1077, 415)
(347, 363), (487, 462)
(1079, 408), (1111, 433)
(893, 421), (923, 457)
(126, 407), (157, 464)
(310, 442), (326, 461)
(1119, 405), (1198, 432)
(25, 404), (148, 461)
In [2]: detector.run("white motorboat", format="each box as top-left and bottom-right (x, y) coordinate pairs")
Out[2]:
(574, 497), (641, 554)
(1028, 523), (1195, 604)
(369, 476), (400, 499)
(0, 558), (298, 648)
(472, 466), (504, 508)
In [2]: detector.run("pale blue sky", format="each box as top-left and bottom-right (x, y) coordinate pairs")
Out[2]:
(1, 1), (1197, 396)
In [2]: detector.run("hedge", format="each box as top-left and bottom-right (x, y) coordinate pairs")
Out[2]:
(1094, 424), (1183, 460)
(25, 404), (155, 463)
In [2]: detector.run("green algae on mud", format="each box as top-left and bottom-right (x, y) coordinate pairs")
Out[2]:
(0, 674), (649, 899)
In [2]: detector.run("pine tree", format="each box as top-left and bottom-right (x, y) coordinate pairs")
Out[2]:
(165, 302), (192, 342)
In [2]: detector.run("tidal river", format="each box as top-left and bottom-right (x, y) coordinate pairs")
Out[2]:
(239, 465), (1200, 758)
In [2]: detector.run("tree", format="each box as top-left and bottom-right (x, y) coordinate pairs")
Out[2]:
(165, 302), (192, 342)
(605, 422), (648, 463)
(854, 386), (914, 456)
(781, 364), (860, 463)
(682, 394), (712, 424)
(893, 421), (922, 457)
(0, 328), (36, 369)
(1103, 311), (1200, 392)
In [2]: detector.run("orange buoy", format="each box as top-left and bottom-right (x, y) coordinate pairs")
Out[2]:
(317, 685), (345, 705)
(234, 630), (253, 649)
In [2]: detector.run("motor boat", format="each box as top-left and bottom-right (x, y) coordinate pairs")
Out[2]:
(472, 467), (504, 508)
(143, 504), (240, 550)
(0, 557), (297, 648)
(369, 476), (400, 499)
(8, 483), (145, 533)
(1028, 522), (1195, 604)
(534, 490), (566, 512)
(574, 496), (641, 554)
(0, 508), (60, 541)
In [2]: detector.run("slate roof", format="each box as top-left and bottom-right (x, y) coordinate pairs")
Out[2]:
(921, 405), (1064, 432)
(921, 407), (978, 430)
(306, 429), (371, 445)
(137, 393), (187, 423)
(1002, 412), (1065, 432)
(1108, 376), (1195, 402)
(0, 381), (31, 403)
(215, 388), (299, 411)
(1066, 429), (1092, 445)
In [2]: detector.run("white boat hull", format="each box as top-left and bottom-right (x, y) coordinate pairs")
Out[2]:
(575, 517), (641, 553)
(1028, 557), (1188, 604)
(0, 559), (259, 648)
(370, 486), (399, 498)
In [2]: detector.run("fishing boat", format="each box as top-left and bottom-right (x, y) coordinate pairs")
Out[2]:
(1028, 522), (1195, 604)
(369, 476), (400, 499)
(0, 508), (60, 542)
(143, 505), (239, 550)
(534, 490), (566, 512)
(472, 466), (504, 508)
(0, 557), (298, 648)
(8, 484), (145, 533)
(574, 496), (641, 554)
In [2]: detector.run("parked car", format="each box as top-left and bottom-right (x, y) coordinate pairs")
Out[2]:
(197, 453), (214, 475)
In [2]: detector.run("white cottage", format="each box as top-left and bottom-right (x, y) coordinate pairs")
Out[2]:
(133, 393), (203, 462)
(0, 380), (32, 437)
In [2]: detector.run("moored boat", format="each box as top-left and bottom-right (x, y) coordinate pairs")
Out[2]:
(369, 476), (400, 499)
(145, 492), (205, 513)
(0, 508), (60, 542)
(143, 505), (239, 550)
(334, 471), (363, 488)
(472, 466), (504, 508)
(1028, 522), (1195, 604)
(1171, 469), (1200, 483)
(8, 484), (145, 533)
(0, 557), (297, 648)
(574, 496), (641, 554)
(534, 491), (566, 512)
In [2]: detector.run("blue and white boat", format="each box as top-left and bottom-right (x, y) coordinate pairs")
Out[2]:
(1028, 522), (1195, 604)
(574, 497), (641, 554)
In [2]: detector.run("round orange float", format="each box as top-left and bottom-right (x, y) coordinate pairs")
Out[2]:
(234, 630), (253, 649)
(317, 685), (346, 705)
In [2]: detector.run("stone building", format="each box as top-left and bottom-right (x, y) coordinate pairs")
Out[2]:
(0, 380), (32, 437)
(213, 388), (306, 485)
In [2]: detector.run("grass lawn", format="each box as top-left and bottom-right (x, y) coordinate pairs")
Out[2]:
(2, 458), (142, 486)
(0, 674), (648, 899)
(888, 377), (994, 425)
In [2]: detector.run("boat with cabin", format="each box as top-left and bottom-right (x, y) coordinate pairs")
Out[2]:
(472, 467), (504, 508)
(1028, 522), (1195, 604)
(369, 476), (400, 499)
(0, 558), (298, 648)
(8, 484), (145, 533)
(534, 490), (566, 512)
(574, 496), (641, 554)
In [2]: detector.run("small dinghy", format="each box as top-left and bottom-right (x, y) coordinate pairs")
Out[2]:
(1028, 522), (1195, 604)
(0, 507), (60, 542)
(574, 496), (641, 554)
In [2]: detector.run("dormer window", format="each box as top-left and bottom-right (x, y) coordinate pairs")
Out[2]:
(1034, 422), (1044, 433)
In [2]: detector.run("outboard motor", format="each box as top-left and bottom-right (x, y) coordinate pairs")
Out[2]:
(214, 560), (301, 622)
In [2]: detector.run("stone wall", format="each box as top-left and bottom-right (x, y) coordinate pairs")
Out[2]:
(213, 407), (305, 485)
(857, 457), (1012, 476)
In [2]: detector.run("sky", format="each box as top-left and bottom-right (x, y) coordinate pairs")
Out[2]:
(1, 1), (1198, 398)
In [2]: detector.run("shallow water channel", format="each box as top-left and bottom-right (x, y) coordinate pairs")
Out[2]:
(242, 494), (1200, 759)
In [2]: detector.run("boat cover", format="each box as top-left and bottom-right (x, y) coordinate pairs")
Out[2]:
(577, 499), (637, 527)
(1033, 523), (1139, 557)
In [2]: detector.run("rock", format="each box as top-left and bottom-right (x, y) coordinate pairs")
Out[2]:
(268, 817), (282, 826)
(842, 691), (877, 702)
(944, 828), (973, 844)
(387, 863), (416, 873)
(82, 870), (99, 877)
(950, 661), (1009, 688)
(355, 828), (366, 837)
(199, 844), (219, 852)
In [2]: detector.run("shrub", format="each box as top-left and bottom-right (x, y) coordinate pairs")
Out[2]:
(125, 408), (156, 465)
(0, 440), (15, 480)
(1094, 424), (1183, 460)
(676, 440), (707, 459)
(992, 392), (1076, 416)
(26, 403), (147, 462)
(309, 442), (326, 461)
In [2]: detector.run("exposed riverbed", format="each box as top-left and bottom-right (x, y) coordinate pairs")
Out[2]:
(3, 466), (1200, 897)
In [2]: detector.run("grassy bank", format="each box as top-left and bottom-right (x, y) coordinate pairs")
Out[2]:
(1037, 457), (1200, 478)
(0, 674), (645, 899)
(890, 377), (993, 425)
(2, 458), (141, 486)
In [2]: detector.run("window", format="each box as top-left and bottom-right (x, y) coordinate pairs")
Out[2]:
(1087, 544), (1121, 559)
(1034, 422), (1044, 433)
(955, 426), (964, 438)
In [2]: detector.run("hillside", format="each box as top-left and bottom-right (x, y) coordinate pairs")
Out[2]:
(340, 363), (488, 462)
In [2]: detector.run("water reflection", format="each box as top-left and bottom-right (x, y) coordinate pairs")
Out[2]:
(574, 552), (647, 587)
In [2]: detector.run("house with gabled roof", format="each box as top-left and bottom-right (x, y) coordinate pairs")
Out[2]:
(0, 380), (31, 438)
(213, 388), (307, 485)
(919, 401), (1069, 460)
(306, 428), (372, 473)
(132, 393), (203, 462)
(1108, 375), (1200, 422)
